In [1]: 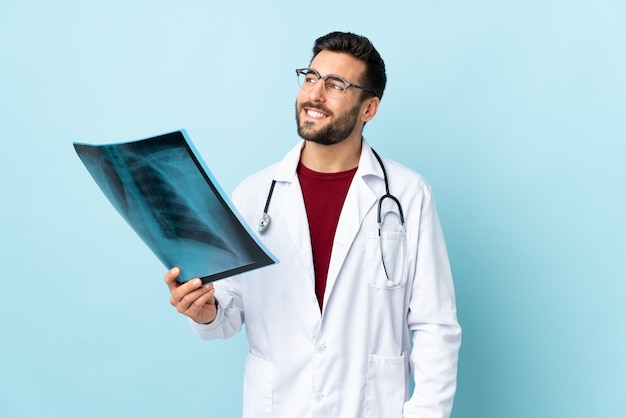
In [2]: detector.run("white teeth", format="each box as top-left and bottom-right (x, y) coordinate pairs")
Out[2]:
(307, 109), (326, 118)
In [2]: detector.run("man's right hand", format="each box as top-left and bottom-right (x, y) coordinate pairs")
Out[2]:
(164, 267), (217, 324)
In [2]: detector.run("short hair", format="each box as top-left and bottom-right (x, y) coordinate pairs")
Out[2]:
(312, 31), (387, 100)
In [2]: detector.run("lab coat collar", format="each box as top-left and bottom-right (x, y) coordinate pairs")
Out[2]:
(355, 139), (385, 182)
(271, 141), (305, 182)
(270, 138), (385, 183)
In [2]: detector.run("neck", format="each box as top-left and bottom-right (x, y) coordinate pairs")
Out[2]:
(300, 136), (362, 173)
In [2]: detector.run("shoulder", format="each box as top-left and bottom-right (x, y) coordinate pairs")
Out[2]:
(232, 140), (303, 202)
(375, 154), (433, 197)
(232, 163), (279, 203)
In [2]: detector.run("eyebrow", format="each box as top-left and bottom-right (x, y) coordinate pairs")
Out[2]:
(310, 68), (352, 82)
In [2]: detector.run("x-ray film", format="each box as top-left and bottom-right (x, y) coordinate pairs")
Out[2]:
(73, 130), (278, 283)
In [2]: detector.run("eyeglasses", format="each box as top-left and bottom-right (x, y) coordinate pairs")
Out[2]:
(296, 68), (377, 98)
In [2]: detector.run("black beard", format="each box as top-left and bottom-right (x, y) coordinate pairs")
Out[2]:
(295, 101), (361, 146)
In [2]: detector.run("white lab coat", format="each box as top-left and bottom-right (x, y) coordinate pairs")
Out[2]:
(191, 139), (461, 418)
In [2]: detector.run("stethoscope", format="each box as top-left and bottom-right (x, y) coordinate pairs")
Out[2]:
(258, 148), (406, 287)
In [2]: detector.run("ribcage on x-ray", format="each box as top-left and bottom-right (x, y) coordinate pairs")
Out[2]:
(125, 154), (233, 254)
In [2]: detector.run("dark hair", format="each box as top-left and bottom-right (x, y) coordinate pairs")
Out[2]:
(312, 31), (387, 100)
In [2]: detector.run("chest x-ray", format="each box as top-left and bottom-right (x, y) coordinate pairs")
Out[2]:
(74, 130), (277, 283)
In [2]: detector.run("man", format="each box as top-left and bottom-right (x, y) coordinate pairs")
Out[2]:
(165, 31), (461, 417)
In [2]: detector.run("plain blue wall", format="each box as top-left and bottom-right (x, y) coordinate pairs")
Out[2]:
(1, 1), (624, 417)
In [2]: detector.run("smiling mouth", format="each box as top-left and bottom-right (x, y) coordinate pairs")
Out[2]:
(300, 101), (331, 120)
(306, 109), (327, 119)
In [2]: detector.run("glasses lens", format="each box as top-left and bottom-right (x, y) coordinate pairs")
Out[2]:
(298, 70), (318, 90)
(323, 77), (347, 98)
(297, 70), (347, 98)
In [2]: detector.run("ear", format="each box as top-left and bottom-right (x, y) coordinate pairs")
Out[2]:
(360, 96), (380, 123)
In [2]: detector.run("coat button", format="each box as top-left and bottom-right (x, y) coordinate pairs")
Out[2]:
(315, 344), (326, 353)
(313, 393), (324, 402)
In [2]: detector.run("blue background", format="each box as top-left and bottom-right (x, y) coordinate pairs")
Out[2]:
(1, 1), (624, 417)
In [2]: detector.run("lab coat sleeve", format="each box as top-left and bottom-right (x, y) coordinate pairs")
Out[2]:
(403, 183), (462, 418)
(189, 276), (245, 340)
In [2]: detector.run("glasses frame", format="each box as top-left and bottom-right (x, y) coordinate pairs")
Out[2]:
(296, 68), (378, 98)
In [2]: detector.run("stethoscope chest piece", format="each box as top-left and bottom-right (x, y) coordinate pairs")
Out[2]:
(258, 213), (271, 233)
(258, 180), (277, 234)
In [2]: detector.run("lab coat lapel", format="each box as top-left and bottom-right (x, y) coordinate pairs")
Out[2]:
(274, 141), (315, 286)
(278, 179), (315, 284)
(323, 141), (382, 309)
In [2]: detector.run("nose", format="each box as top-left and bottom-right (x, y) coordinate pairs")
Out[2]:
(307, 80), (326, 102)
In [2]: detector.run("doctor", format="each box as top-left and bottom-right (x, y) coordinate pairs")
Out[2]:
(165, 31), (461, 417)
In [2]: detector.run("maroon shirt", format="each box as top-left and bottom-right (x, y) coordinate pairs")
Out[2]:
(297, 162), (357, 310)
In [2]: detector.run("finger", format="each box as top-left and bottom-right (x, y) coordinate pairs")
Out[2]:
(183, 286), (217, 323)
(168, 276), (201, 306)
(164, 267), (181, 290)
(187, 286), (216, 312)
(166, 270), (203, 297)
(172, 280), (211, 310)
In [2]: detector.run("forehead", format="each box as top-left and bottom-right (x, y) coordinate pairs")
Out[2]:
(309, 50), (367, 82)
